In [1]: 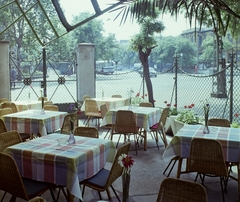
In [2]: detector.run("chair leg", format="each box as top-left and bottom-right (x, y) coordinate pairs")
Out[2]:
(110, 185), (121, 202)
(0, 191), (6, 202)
(163, 156), (179, 177)
(98, 191), (102, 199)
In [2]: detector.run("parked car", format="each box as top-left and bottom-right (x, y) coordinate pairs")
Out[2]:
(138, 67), (157, 77)
(96, 66), (115, 75)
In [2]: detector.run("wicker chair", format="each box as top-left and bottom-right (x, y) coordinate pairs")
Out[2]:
(0, 130), (22, 152)
(44, 101), (53, 106)
(0, 119), (7, 134)
(44, 105), (59, 111)
(111, 110), (139, 154)
(1, 101), (18, 113)
(139, 102), (153, 107)
(0, 108), (13, 119)
(74, 126), (99, 138)
(111, 94), (122, 98)
(38, 97), (48, 101)
(156, 178), (207, 202)
(0, 152), (56, 201)
(149, 107), (169, 150)
(208, 118), (231, 127)
(81, 142), (131, 201)
(83, 95), (91, 101)
(60, 113), (79, 134)
(100, 104), (113, 139)
(28, 197), (46, 202)
(0, 98), (8, 103)
(185, 138), (228, 202)
(85, 100), (102, 128)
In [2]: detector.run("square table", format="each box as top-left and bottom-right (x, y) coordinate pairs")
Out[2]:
(101, 106), (161, 150)
(2, 110), (67, 136)
(81, 97), (130, 111)
(14, 100), (43, 111)
(3, 133), (116, 202)
(162, 124), (240, 201)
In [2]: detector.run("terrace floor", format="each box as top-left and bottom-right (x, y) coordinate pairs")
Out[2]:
(0, 119), (239, 202)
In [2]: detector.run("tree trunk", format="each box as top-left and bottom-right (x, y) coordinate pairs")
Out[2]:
(139, 48), (154, 106)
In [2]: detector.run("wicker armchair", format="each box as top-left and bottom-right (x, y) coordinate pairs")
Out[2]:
(156, 178), (207, 202)
(28, 197), (46, 202)
(0, 152), (56, 201)
(208, 118), (230, 127)
(111, 110), (139, 154)
(111, 94), (122, 98)
(139, 102), (153, 107)
(149, 107), (169, 150)
(0, 130), (22, 152)
(100, 104), (113, 139)
(60, 113), (78, 134)
(1, 101), (18, 113)
(81, 142), (131, 201)
(185, 138), (228, 202)
(44, 105), (59, 111)
(85, 99), (102, 128)
(0, 119), (7, 134)
(74, 126), (98, 138)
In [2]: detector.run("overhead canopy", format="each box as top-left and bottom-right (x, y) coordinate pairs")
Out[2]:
(0, 0), (126, 46)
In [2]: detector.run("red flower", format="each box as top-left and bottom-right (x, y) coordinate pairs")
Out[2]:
(191, 103), (195, 107)
(167, 103), (171, 107)
(141, 95), (144, 99)
(184, 105), (187, 108)
(145, 94), (148, 96)
(164, 101), (167, 104)
(188, 105), (192, 109)
(174, 104), (177, 107)
(122, 155), (134, 168)
(136, 93), (140, 97)
(234, 113), (239, 117)
(154, 100), (156, 102)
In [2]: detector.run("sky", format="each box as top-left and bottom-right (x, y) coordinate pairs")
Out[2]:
(59, 0), (191, 40)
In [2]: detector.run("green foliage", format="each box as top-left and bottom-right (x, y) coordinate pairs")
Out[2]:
(176, 109), (198, 124)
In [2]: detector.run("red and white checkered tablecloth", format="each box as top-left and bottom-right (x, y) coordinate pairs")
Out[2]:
(2, 110), (67, 136)
(163, 124), (240, 163)
(3, 133), (116, 201)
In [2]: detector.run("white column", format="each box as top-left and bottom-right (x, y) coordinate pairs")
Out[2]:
(75, 43), (95, 102)
(0, 41), (10, 99)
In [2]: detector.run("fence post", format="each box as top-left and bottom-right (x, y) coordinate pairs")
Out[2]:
(229, 50), (235, 123)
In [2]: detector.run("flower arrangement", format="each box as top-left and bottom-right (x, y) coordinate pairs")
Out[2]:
(203, 101), (210, 123)
(164, 101), (178, 115)
(118, 154), (134, 176)
(176, 103), (199, 124)
(68, 102), (82, 123)
(231, 113), (240, 128)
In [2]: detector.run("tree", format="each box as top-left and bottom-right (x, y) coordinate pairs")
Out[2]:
(130, 14), (165, 105)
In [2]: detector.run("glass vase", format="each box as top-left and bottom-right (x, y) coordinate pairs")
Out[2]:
(68, 120), (75, 144)
(203, 118), (210, 134)
(122, 174), (130, 202)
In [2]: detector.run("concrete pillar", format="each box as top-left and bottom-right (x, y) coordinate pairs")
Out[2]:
(0, 41), (10, 100)
(76, 43), (95, 102)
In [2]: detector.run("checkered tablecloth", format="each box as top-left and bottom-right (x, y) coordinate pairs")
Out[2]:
(2, 110), (67, 136)
(163, 124), (240, 163)
(3, 133), (116, 201)
(14, 100), (42, 111)
(81, 97), (130, 111)
(101, 106), (161, 132)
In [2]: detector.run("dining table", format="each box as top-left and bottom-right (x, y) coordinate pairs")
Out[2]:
(13, 100), (43, 111)
(81, 97), (130, 111)
(101, 105), (161, 151)
(2, 110), (67, 136)
(3, 133), (116, 202)
(162, 124), (240, 201)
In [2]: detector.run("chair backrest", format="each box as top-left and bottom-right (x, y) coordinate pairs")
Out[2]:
(208, 118), (230, 127)
(139, 102), (153, 107)
(44, 105), (59, 111)
(0, 119), (7, 133)
(0, 152), (29, 200)
(60, 113), (79, 134)
(0, 98), (8, 103)
(186, 138), (228, 177)
(38, 97), (48, 101)
(28, 197), (46, 202)
(0, 108), (13, 119)
(114, 110), (138, 134)
(156, 178), (207, 202)
(111, 94), (122, 98)
(159, 107), (170, 128)
(44, 101), (53, 106)
(1, 101), (18, 113)
(0, 130), (22, 152)
(100, 104), (108, 118)
(74, 126), (98, 138)
(83, 95), (91, 101)
(85, 100), (99, 115)
(105, 142), (131, 188)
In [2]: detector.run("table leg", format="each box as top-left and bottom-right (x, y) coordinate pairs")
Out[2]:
(177, 157), (183, 178)
(143, 130), (147, 151)
(67, 189), (75, 202)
